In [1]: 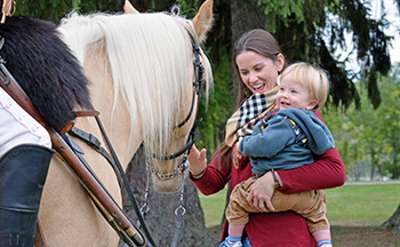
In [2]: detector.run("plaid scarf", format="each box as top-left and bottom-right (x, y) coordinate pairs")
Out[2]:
(224, 86), (279, 147)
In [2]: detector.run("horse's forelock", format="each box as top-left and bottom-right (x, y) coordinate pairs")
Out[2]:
(107, 13), (194, 155)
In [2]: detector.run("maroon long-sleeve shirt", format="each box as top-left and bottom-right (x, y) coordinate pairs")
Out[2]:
(192, 141), (345, 247)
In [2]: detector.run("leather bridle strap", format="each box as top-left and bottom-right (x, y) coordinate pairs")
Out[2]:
(151, 38), (204, 163)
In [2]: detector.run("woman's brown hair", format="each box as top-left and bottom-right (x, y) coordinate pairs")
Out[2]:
(218, 29), (286, 171)
(233, 29), (286, 107)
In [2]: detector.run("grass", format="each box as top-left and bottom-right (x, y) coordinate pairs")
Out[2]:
(326, 183), (400, 226)
(199, 183), (400, 227)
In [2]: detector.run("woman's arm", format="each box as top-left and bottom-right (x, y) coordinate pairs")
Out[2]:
(189, 146), (230, 195)
(247, 147), (345, 210)
(278, 147), (346, 193)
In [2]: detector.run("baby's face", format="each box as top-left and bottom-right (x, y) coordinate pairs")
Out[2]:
(276, 76), (316, 110)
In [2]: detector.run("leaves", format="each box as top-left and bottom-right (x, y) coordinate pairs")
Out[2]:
(14, 0), (125, 21)
(325, 68), (400, 179)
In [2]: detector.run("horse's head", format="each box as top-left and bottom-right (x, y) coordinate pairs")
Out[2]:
(136, 0), (214, 192)
(58, 0), (213, 193)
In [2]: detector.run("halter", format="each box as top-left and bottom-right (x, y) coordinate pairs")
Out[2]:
(150, 37), (204, 181)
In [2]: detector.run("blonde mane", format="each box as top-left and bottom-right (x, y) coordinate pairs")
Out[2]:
(58, 12), (212, 156)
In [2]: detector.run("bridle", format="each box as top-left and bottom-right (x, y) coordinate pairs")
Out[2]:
(150, 37), (205, 181)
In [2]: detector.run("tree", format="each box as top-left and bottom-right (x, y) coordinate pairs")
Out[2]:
(383, 206), (400, 233)
(325, 72), (400, 232)
(15, 0), (125, 21)
(379, 69), (400, 233)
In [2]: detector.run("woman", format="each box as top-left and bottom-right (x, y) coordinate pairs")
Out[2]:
(188, 29), (345, 247)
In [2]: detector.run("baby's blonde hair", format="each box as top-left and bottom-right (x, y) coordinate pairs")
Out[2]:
(278, 62), (329, 110)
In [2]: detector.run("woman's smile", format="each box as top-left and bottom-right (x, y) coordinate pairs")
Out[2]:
(236, 50), (281, 94)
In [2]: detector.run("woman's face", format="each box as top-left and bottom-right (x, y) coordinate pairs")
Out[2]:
(235, 51), (284, 94)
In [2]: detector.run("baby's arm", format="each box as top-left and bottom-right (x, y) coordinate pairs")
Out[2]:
(239, 116), (293, 158)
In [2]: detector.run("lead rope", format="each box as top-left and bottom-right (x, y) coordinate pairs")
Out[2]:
(170, 158), (189, 247)
(137, 158), (189, 247)
(136, 164), (151, 229)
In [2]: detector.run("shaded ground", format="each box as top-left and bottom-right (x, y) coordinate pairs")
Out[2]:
(208, 225), (400, 246)
(331, 225), (400, 247)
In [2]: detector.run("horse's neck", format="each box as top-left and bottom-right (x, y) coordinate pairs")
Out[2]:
(76, 40), (142, 167)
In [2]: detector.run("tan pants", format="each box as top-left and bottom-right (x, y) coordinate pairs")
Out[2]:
(226, 176), (329, 233)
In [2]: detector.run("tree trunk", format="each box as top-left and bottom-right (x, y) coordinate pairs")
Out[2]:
(230, 0), (266, 99)
(369, 147), (377, 181)
(131, 0), (175, 12)
(390, 142), (399, 179)
(230, 0), (266, 43)
(382, 205), (400, 233)
(122, 147), (218, 247)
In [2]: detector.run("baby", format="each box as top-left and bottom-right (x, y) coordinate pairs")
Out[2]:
(221, 62), (335, 247)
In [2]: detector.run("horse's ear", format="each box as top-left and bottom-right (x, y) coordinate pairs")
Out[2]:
(192, 0), (213, 43)
(124, 0), (140, 14)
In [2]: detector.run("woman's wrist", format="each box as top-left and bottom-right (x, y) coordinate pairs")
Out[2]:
(191, 166), (207, 179)
(271, 169), (282, 189)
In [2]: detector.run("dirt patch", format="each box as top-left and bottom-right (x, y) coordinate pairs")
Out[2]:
(207, 225), (400, 247)
(331, 226), (400, 247)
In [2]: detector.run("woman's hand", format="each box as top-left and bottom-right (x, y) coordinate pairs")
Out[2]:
(247, 171), (277, 211)
(188, 144), (207, 177)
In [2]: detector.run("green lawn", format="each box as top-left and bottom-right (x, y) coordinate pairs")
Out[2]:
(199, 183), (400, 227)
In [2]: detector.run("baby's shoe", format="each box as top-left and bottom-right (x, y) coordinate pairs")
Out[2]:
(219, 236), (243, 247)
(318, 240), (332, 247)
(242, 237), (252, 247)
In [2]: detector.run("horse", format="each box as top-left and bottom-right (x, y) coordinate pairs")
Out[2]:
(0, 0), (213, 246)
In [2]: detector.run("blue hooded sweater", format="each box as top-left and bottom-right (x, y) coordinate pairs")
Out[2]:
(239, 108), (335, 177)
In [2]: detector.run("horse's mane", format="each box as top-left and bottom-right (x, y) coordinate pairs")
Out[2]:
(59, 12), (212, 155)
(0, 16), (93, 131)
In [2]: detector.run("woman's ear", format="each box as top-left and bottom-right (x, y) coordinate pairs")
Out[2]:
(275, 53), (285, 74)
